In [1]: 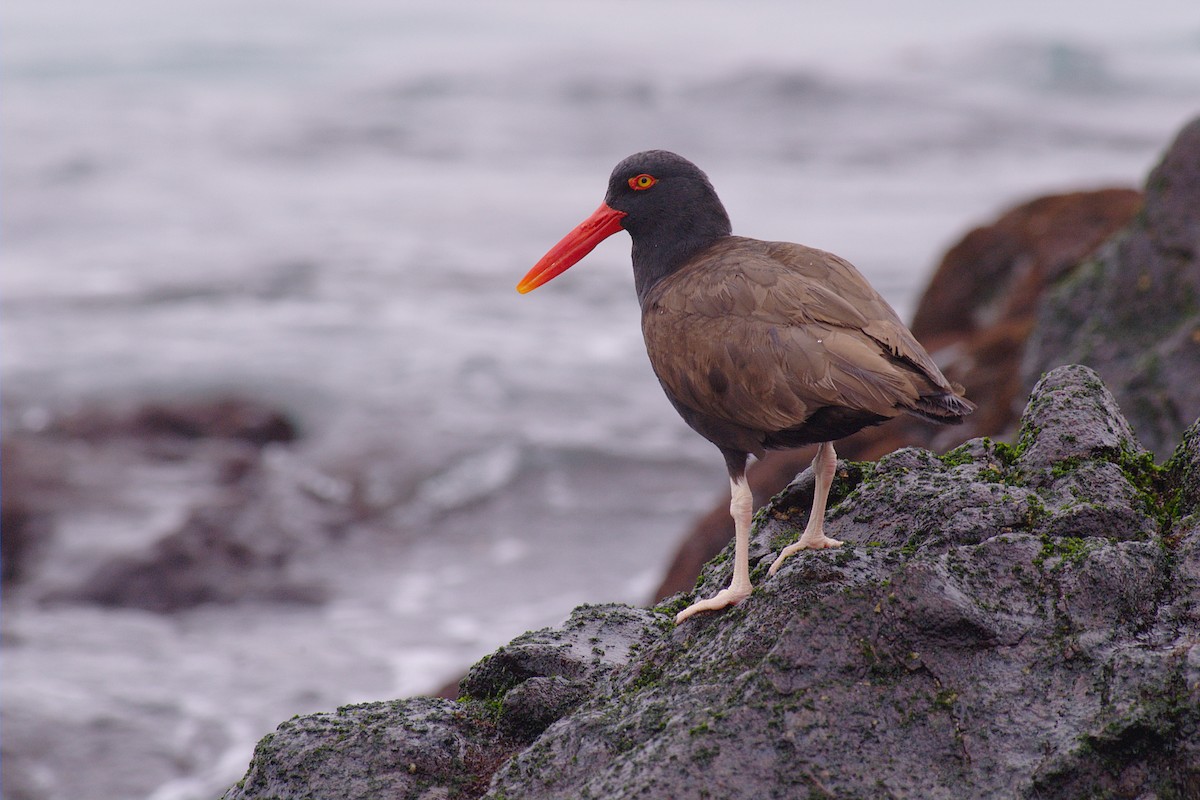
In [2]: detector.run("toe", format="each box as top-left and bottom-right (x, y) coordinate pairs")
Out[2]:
(674, 586), (751, 624)
(767, 536), (845, 577)
(799, 534), (843, 550)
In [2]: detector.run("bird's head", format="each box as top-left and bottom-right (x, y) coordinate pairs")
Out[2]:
(517, 150), (731, 296)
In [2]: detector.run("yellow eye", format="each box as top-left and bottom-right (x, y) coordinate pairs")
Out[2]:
(629, 173), (657, 191)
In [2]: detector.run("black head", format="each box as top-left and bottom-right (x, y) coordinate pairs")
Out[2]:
(604, 151), (733, 299)
(517, 151), (733, 301)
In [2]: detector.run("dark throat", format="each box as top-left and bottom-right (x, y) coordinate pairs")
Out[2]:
(630, 205), (731, 305)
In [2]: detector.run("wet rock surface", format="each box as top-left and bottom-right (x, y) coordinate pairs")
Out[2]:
(460, 605), (663, 743)
(224, 365), (1200, 799)
(0, 396), (356, 611)
(221, 698), (513, 800)
(222, 605), (664, 800)
(1025, 116), (1200, 459)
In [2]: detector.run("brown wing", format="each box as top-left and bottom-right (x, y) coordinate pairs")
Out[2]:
(640, 236), (955, 435)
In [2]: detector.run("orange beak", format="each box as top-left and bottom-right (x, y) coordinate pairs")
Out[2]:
(517, 204), (628, 293)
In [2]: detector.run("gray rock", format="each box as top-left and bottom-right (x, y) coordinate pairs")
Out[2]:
(219, 604), (664, 800)
(59, 501), (328, 612)
(1023, 115), (1200, 459)
(224, 365), (1200, 799)
(1168, 419), (1200, 522)
(459, 604), (665, 742)
(743, 365), (1157, 564)
(45, 456), (331, 612)
(221, 697), (512, 800)
(1014, 364), (1142, 471)
(1, 396), (344, 612)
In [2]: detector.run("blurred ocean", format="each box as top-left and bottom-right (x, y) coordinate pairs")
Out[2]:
(3, 1), (1199, 798)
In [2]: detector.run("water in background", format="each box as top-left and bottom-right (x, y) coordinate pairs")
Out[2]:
(3, 1), (1199, 797)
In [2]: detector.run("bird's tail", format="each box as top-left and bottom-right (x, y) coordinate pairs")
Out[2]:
(906, 385), (976, 425)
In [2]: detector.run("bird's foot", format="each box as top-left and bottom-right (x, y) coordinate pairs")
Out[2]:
(674, 585), (752, 624)
(767, 533), (844, 576)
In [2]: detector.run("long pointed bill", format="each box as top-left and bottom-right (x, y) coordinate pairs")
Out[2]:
(517, 203), (627, 293)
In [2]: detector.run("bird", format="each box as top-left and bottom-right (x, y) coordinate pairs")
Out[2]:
(517, 150), (974, 624)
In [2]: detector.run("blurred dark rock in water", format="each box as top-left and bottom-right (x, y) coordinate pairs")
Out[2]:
(130, 397), (300, 446)
(223, 365), (1200, 800)
(1, 440), (53, 588)
(45, 396), (299, 445)
(912, 189), (1144, 351)
(0, 501), (34, 586)
(914, 187), (1145, 442)
(51, 485), (329, 613)
(0, 396), (342, 611)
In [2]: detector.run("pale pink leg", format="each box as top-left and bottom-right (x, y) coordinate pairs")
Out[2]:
(768, 442), (843, 577)
(675, 473), (754, 623)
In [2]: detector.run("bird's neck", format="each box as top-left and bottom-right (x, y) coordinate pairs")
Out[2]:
(631, 208), (731, 305)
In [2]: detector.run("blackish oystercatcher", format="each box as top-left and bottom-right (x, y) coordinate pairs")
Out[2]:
(518, 150), (974, 623)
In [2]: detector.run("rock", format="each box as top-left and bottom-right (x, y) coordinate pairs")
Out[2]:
(55, 496), (328, 612)
(1169, 419), (1200, 521)
(49, 395), (300, 446)
(223, 365), (1200, 799)
(760, 366), (1159, 558)
(222, 604), (663, 800)
(1024, 115), (1200, 459)
(39, 441), (352, 612)
(1014, 364), (1142, 470)
(910, 188), (1144, 353)
(131, 397), (299, 445)
(459, 604), (665, 742)
(0, 439), (51, 588)
(652, 187), (1142, 602)
(221, 698), (513, 800)
(0, 396), (345, 611)
(0, 503), (34, 586)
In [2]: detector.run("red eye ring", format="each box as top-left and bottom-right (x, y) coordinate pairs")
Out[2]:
(629, 173), (657, 191)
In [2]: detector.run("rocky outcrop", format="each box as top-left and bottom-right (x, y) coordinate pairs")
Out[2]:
(222, 606), (663, 800)
(223, 365), (1200, 799)
(221, 698), (512, 800)
(1, 396), (337, 610)
(54, 481), (331, 612)
(46, 396), (299, 446)
(0, 439), (49, 588)
(1024, 116), (1200, 459)
(910, 189), (1144, 354)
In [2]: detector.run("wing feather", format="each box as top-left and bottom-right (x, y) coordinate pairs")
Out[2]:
(641, 236), (954, 435)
